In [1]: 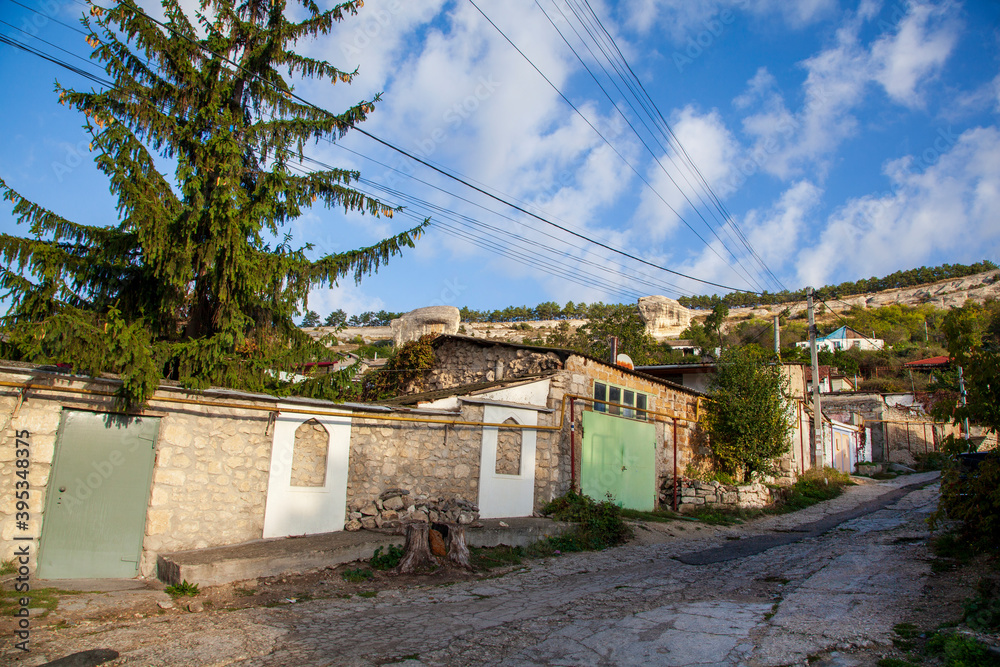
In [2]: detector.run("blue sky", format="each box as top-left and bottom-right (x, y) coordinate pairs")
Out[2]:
(0, 0), (998, 320)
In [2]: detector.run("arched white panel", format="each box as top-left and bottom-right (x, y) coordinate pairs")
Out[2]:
(262, 409), (351, 538)
(478, 405), (537, 519)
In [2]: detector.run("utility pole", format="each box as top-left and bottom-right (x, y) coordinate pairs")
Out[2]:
(808, 287), (823, 467)
(958, 365), (969, 440)
(773, 315), (780, 357)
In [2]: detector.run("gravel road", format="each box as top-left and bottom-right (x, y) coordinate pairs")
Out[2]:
(8, 473), (945, 667)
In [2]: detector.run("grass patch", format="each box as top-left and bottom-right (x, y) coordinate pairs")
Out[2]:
(358, 591), (377, 599)
(619, 508), (689, 523)
(341, 568), (374, 583)
(685, 506), (753, 525)
(926, 631), (999, 667)
(164, 580), (199, 598)
(470, 545), (524, 570)
(0, 559), (16, 576)
(775, 468), (853, 514)
(877, 659), (919, 667)
(0, 587), (82, 618)
(541, 491), (632, 550)
(234, 587), (256, 597)
(882, 618), (1000, 667)
(369, 544), (404, 571)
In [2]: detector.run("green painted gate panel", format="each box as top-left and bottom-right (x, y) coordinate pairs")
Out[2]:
(581, 411), (656, 511)
(38, 411), (159, 579)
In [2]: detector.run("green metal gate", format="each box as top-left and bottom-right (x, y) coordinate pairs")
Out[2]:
(38, 411), (159, 579)
(581, 411), (657, 511)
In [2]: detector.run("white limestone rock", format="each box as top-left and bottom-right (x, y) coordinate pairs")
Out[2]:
(637, 296), (692, 340)
(390, 306), (460, 346)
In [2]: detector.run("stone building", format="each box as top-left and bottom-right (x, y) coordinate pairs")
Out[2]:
(409, 335), (706, 512)
(0, 362), (550, 580)
(0, 337), (703, 582)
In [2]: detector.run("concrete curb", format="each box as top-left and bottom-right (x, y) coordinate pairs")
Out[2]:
(157, 518), (575, 587)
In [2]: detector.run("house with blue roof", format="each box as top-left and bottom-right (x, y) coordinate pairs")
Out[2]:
(795, 325), (885, 353)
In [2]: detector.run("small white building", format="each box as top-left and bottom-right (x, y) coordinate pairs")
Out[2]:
(795, 325), (884, 352)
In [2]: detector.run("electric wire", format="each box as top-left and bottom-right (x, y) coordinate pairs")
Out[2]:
(569, 0), (787, 292)
(323, 141), (699, 297)
(465, 0), (764, 293)
(7, 0), (764, 296)
(0, 15), (658, 303)
(536, 0), (770, 294)
(557, 0), (785, 293)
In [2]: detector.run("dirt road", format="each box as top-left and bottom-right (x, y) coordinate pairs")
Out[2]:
(7, 473), (953, 666)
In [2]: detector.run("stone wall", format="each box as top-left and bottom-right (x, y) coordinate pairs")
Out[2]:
(0, 368), (274, 578)
(422, 338), (565, 392)
(661, 477), (772, 512)
(289, 419), (329, 487)
(344, 403), (487, 520)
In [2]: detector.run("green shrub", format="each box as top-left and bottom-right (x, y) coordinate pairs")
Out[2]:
(165, 580), (199, 598)
(369, 544), (404, 571)
(963, 577), (1000, 632)
(926, 632), (997, 667)
(931, 452), (1000, 553)
(915, 452), (947, 471)
(341, 568), (374, 583)
(683, 464), (737, 486)
(542, 491), (632, 549)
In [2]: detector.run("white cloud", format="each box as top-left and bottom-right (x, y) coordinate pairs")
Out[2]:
(738, 20), (871, 181)
(623, 0), (837, 40)
(632, 106), (741, 242)
(870, 1), (959, 107)
(795, 126), (1000, 287)
(309, 282), (386, 318)
(743, 180), (822, 267)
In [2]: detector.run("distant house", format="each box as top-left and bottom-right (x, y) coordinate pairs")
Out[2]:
(903, 355), (951, 371)
(795, 325), (884, 352)
(805, 365), (857, 393)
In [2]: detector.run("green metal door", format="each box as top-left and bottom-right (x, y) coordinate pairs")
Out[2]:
(581, 411), (656, 511)
(38, 411), (159, 579)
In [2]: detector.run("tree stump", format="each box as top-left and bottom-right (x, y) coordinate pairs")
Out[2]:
(395, 522), (440, 574)
(445, 524), (473, 570)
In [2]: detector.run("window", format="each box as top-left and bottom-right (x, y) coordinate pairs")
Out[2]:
(594, 382), (648, 421)
(594, 382), (607, 413)
(290, 419), (329, 487)
(608, 386), (621, 416)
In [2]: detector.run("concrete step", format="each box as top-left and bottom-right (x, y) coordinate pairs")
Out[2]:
(157, 518), (573, 587)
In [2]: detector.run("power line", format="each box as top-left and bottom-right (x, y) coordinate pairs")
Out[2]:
(8, 0), (763, 296)
(536, 0), (770, 293)
(564, 0), (787, 293)
(466, 0), (765, 294)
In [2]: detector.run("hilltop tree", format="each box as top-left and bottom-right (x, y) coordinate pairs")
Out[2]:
(0, 0), (424, 405)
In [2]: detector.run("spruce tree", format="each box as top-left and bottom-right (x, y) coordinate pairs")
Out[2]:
(0, 0), (424, 405)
